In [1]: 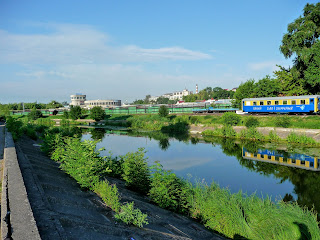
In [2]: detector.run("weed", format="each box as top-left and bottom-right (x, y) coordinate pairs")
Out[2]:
(122, 148), (151, 194)
(244, 116), (260, 128)
(275, 116), (291, 128)
(93, 180), (121, 213)
(115, 202), (148, 228)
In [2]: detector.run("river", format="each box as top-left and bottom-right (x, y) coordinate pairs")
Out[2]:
(82, 128), (320, 215)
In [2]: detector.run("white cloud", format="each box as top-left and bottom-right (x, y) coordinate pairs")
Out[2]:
(0, 23), (211, 65)
(248, 61), (279, 72)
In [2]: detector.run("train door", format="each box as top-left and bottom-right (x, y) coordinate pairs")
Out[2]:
(310, 98), (314, 112)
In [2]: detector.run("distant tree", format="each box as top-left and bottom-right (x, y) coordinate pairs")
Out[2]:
(233, 79), (255, 108)
(46, 100), (63, 109)
(144, 95), (151, 104)
(69, 105), (82, 120)
(158, 105), (169, 117)
(90, 106), (106, 121)
(156, 97), (170, 104)
(28, 107), (43, 120)
(133, 99), (144, 104)
(63, 110), (69, 119)
(252, 75), (281, 98)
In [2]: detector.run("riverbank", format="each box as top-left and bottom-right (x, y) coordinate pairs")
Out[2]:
(190, 124), (320, 142)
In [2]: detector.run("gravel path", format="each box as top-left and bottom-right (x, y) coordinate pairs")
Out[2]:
(16, 136), (225, 240)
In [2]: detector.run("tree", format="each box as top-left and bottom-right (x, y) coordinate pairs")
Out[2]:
(252, 75), (281, 98)
(280, 2), (320, 94)
(156, 97), (170, 104)
(90, 106), (106, 121)
(233, 79), (255, 108)
(28, 107), (43, 120)
(158, 105), (169, 117)
(69, 105), (82, 120)
(46, 100), (63, 109)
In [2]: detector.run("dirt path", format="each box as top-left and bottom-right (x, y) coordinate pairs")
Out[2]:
(16, 136), (225, 240)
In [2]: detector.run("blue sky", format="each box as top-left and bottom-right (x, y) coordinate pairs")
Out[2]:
(0, 0), (318, 103)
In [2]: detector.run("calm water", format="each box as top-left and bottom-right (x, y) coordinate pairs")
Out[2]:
(82, 128), (320, 214)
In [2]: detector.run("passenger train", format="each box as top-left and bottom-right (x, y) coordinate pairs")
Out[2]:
(242, 95), (320, 114)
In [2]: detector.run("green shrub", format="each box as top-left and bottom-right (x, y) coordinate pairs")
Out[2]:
(93, 180), (121, 213)
(122, 148), (151, 194)
(28, 108), (43, 120)
(221, 112), (241, 126)
(275, 115), (291, 128)
(268, 130), (280, 142)
(90, 106), (106, 121)
(158, 105), (169, 117)
(63, 110), (69, 119)
(115, 202), (148, 228)
(51, 137), (111, 189)
(69, 105), (82, 120)
(287, 132), (317, 145)
(149, 163), (192, 214)
(244, 116), (260, 128)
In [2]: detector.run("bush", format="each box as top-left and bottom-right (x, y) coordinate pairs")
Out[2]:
(158, 105), (169, 117)
(63, 110), (69, 119)
(244, 116), (259, 128)
(149, 163), (192, 214)
(69, 105), (82, 120)
(90, 106), (106, 121)
(122, 148), (151, 194)
(115, 202), (148, 228)
(275, 115), (291, 128)
(28, 108), (43, 120)
(221, 112), (241, 126)
(51, 137), (111, 189)
(93, 180), (121, 213)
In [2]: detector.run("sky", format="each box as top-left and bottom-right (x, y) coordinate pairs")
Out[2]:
(0, 0), (318, 104)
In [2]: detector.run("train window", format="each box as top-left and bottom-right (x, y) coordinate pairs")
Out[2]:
(260, 154), (265, 159)
(292, 159), (296, 164)
(275, 101), (279, 105)
(253, 102), (257, 106)
(301, 161), (305, 165)
(283, 158), (287, 162)
(268, 155), (272, 160)
(310, 162), (314, 167)
(300, 99), (306, 104)
(291, 100), (296, 105)
(253, 153), (257, 157)
(267, 101), (272, 105)
(283, 100), (287, 105)
(275, 156), (279, 161)
(260, 101), (264, 105)
(245, 101), (251, 106)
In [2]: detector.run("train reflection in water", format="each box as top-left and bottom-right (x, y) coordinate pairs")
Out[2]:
(242, 147), (320, 171)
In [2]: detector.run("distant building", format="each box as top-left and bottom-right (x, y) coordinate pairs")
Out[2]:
(84, 99), (121, 109)
(150, 89), (193, 102)
(70, 94), (121, 108)
(70, 94), (86, 106)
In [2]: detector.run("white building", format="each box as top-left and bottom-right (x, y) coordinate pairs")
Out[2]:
(150, 89), (193, 102)
(84, 99), (121, 109)
(70, 94), (86, 106)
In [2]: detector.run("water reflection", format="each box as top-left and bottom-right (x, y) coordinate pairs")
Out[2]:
(242, 147), (320, 171)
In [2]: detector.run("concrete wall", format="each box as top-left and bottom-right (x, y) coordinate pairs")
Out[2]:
(1, 128), (41, 240)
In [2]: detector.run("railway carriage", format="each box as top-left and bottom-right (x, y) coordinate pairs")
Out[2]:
(242, 95), (320, 114)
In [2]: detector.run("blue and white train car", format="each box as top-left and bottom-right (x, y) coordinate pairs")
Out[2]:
(242, 95), (320, 114)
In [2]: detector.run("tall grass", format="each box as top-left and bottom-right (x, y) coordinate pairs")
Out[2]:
(190, 182), (320, 239)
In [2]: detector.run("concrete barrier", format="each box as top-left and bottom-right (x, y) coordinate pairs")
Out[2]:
(1, 129), (41, 240)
